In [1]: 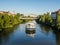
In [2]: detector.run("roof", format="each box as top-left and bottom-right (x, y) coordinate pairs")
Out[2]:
(51, 9), (60, 14)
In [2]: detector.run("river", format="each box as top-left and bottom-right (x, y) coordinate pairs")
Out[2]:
(0, 21), (60, 45)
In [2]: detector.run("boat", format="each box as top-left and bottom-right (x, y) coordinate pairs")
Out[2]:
(25, 22), (36, 33)
(26, 22), (36, 30)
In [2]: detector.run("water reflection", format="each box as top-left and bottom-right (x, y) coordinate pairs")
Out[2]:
(0, 28), (14, 45)
(40, 24), (60, 45)
(0, 32), (2, 45)
(0, 25), (19, 45)
(53, 30), (60, 45)
(25, 29), (36, 38)
(40, 24), (52, 35)
(0, 22), (60, 45)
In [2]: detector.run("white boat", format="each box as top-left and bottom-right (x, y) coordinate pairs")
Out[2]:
(26, 22), (36, 30)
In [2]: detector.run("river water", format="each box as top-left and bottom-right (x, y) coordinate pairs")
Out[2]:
(0, 21), (60, 45)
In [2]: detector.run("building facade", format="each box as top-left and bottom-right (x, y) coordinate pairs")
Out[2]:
(51, 9), (60, 19)
(51, 9), (60, 26)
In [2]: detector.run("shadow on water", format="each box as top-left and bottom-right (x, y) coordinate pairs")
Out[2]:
(53, 30), (60, 45)
(39, 24), (52, 35)
(39, 24), (60, 45)
(0, 24), (20, 45)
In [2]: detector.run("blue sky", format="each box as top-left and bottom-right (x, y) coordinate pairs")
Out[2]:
(0, 0), (60, 14)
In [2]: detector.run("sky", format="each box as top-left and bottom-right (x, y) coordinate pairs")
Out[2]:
(0, 0), (60, 15)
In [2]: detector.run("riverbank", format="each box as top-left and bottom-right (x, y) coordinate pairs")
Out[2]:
(36, 19), (60, 31)
(36, 11), (60, 31)
(0, 13), (23, 31)
(0, 23), (20, 31)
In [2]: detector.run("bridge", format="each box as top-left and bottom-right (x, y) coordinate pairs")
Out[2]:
(20, 14), (38, 20)
(20, 17), (38, 20)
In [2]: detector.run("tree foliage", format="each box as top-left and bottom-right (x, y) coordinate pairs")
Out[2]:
(0, 13), (22, 29)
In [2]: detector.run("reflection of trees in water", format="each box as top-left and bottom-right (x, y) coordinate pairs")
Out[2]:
(40, 24), (60, 45)
(0, 32), (2, 45)
(53, 30), (60, 45)
(40, 24), (52, 35)
(0, 25), (19, 45)
(0, 28), (14, 45)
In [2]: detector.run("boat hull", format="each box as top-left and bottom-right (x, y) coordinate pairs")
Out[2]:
(25, 29), (36, 34)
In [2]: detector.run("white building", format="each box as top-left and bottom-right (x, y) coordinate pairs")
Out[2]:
(51, 9), (60, 26)
(51, 9), (60, 20)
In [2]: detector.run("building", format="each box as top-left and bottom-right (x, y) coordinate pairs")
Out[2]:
(51, 9), (60, 26)
(0, 11), (15, 17)
(51, 9), (60, 20)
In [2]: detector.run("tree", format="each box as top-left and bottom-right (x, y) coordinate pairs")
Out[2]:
(56, 12), (60, 29)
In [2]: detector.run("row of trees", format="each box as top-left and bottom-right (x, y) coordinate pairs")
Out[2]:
(56, 13), (60, 29)
(37, 13), (52, 25)
(36, 12), (60, 30)
(0, 13), (22, 29)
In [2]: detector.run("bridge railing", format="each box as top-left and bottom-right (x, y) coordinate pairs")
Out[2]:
(20, 17), (37, 19)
